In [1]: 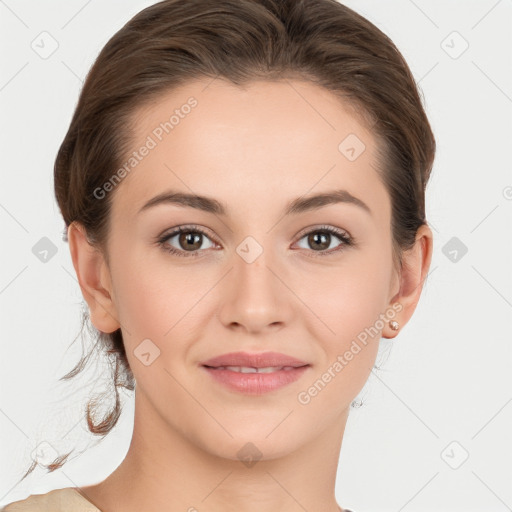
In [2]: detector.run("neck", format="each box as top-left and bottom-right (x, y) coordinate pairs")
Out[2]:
(80, 389), (349, 512)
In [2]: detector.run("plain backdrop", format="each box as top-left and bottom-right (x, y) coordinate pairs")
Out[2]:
(1, 1), (511, 511)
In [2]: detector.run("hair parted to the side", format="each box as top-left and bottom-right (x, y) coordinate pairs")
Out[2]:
(22, 0), (435, 479)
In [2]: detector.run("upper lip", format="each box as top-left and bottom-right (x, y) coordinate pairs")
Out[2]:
(201, 351), (309, 368)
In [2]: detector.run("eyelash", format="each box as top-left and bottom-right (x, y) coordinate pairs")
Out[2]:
(156, 224), (354, 259)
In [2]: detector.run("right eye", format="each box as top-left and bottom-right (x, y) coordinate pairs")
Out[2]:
(157, 225), (218, 258)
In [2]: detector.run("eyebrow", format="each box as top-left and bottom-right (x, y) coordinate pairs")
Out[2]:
(138, 188), (372, 217)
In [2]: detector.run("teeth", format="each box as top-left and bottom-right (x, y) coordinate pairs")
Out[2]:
(215, 366), (297, 373)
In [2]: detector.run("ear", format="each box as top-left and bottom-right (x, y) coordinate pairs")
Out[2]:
(384, 223), (434, 339)
(67, 221), (120, 334)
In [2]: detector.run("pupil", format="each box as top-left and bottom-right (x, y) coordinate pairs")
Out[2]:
(310, 232), (329, 250)
(181, 232), (201, 250)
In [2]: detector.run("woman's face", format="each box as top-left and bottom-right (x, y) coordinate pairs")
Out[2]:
(93, 78), (402, 459)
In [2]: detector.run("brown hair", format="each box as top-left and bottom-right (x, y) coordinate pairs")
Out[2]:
(22, 0), (435, 479)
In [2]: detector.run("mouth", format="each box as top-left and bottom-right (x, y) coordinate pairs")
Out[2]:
(202, 364), (308, 373)
(200, 362), (311, 395)
(200, 350), (309, 369)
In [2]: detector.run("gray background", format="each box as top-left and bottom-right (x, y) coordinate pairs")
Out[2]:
(1, 1), (511, 510)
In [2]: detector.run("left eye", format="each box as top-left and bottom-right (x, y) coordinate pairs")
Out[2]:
(294, 226), (353, 256)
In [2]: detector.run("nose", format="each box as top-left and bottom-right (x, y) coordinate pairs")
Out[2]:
(216, 246), (294, 335)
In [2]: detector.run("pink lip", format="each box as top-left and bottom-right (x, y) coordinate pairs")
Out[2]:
(201, 351), (309, 368)
(200, 351), (310, 395)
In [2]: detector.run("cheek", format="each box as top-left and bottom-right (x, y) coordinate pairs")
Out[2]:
(299, 247), (393, 339)
(109, 249), (198, 345)
(110, 257), (202, 399)
(296, 243), (393, 395)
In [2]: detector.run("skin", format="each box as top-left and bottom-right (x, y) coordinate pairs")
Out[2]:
(68, 78), (433, 512)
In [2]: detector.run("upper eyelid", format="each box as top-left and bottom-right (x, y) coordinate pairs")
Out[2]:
(295, 224), (350, 239)
(162, 225), (218, 242)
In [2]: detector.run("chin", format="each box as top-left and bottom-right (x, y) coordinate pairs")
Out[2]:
(192, 426), (304, 463)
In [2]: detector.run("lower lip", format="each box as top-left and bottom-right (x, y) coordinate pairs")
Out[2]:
(201, 365), (310, 395)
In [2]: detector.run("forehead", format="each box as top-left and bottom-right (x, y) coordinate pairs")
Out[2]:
(109, 78), (388, 223)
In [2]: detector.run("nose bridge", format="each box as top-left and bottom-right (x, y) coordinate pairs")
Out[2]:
(235, 236), (279, 309)
(217, 233), (293, 332)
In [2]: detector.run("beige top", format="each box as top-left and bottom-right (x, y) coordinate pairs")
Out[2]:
(1, 487), (355, 511)
(1, 487), (101, 512)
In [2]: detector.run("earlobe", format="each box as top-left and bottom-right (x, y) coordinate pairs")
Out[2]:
(67, 221), (121, 334)
(384, 223), (434, 339)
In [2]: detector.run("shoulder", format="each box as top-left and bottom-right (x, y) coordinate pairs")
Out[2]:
(1, 487), (100, 512)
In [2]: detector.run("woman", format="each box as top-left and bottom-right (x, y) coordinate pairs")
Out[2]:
(2, 0), (434, 510)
